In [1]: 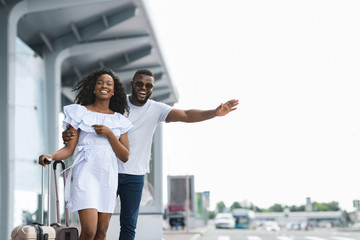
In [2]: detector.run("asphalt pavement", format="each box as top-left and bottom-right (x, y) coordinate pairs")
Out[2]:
(162, 226), (211, 240)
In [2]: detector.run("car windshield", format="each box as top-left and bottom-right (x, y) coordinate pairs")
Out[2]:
(216, 214), (232, 219)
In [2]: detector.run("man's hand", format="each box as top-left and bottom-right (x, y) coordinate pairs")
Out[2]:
(215, 99), (239, 117)
(62, 125), (76, 144)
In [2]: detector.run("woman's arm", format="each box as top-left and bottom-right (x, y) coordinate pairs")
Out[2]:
(92, 125), (129, 162)
(39, 126), (79, 166)
(108, 132), (129, 162)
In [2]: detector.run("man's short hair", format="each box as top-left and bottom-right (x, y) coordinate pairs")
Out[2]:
(133, 69), (154, 81)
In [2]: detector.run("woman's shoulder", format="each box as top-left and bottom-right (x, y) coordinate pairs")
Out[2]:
(63, 103), (86, 113)
(62, 104), (88, 130)
(63, 104), (89, 122)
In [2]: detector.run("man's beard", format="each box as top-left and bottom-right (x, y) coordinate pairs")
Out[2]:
(131, 87), (152, 105)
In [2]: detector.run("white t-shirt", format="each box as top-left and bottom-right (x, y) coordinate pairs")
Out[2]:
(117, 96), (172, 175)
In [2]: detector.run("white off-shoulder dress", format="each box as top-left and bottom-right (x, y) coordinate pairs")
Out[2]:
(62, 104), (132, 213)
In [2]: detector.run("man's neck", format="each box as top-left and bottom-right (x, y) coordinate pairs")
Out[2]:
(129, 95), (146, 107)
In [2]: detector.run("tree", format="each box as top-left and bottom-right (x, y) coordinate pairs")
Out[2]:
(312, 201), (340, 211)
(230, 201), (242, 211)
(216, 201), (227, 213)
(253, 206), (265, 212)
(289, 205), (305, 212)
(268, 203), (284, 212)
(208, 211), (216, 219)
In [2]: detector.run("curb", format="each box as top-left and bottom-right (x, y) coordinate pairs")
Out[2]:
(189, 226), (212, 240)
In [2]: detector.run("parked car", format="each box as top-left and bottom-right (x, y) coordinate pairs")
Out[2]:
(215, 213), (235, 229)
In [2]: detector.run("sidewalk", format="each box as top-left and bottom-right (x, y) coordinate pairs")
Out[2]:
(162, 226), (212, 240)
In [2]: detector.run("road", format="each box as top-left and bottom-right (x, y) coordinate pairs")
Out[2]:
(198, 227), (360, 240)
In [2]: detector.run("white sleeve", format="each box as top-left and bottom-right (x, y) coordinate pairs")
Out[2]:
(157, 102), (173, 123)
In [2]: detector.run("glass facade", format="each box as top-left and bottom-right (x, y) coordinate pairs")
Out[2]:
(13, 38), (46, 226)
(13, 39), (82, 227)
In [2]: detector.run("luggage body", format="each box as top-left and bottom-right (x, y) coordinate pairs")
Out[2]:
(50, 224), (78, 240)
(51, 160), (79, 240)
(11, 160), (56, 240)
(11, 225), (56, 240)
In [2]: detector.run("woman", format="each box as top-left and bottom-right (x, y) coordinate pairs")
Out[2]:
(39, 68), (132, 240)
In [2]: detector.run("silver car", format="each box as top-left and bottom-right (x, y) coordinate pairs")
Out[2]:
(215, 213), (236, 229)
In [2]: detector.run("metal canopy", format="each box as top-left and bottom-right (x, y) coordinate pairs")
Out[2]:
(15, 0), (178, 105)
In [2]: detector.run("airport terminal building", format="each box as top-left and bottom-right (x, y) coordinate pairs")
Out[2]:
(0, 1), (178, 239)
(255, 211), (348, 229)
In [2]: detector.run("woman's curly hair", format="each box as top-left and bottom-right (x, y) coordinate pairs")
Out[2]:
(73, 68), (129, 115)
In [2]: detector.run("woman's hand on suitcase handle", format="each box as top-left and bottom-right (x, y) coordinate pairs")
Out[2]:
(38, 155), (52, 167)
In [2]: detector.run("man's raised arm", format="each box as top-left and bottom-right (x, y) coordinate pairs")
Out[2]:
(165, 99), (238, 123)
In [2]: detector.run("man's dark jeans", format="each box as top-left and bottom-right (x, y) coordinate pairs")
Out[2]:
(117, 173), (144, 240)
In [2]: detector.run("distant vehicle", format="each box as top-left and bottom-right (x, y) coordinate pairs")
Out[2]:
(264, 221), (280, 231)
(317, 221), (332, 228)
(286, 221), (311, 231)
(232, 208), (255, 229)
(286, 222), (299, 230)
(167, 176), (194, 230)
(167, 203), (185, 229)
(215, 213), (236, 229)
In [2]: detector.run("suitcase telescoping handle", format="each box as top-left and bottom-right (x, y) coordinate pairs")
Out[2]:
(53, 160), (70, 227)
(41, 158), (52, 226)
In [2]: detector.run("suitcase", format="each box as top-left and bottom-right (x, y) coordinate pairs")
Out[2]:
(11, 224), (55, 240)
(50, 160), (79, 240)
(11, 160), (56, 240)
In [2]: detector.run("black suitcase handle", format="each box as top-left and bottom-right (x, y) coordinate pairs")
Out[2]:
(53, 160), (65, 171)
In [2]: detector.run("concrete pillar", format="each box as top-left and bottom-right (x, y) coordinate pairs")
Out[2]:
(136, 124), (164, 240)
(152, 124), (164, 213)
(0, 1), (22, 238)
(42, 52), (62, 155)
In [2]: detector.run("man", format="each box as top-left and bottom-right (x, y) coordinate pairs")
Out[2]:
(63, 69), (238, 240)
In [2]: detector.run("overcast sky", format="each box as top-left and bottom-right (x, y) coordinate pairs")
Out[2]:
(146, 0), (360, 211)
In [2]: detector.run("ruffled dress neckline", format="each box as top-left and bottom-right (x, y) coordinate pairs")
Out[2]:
(62, 104), (132, 133)
(82, 105), (116, 115)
